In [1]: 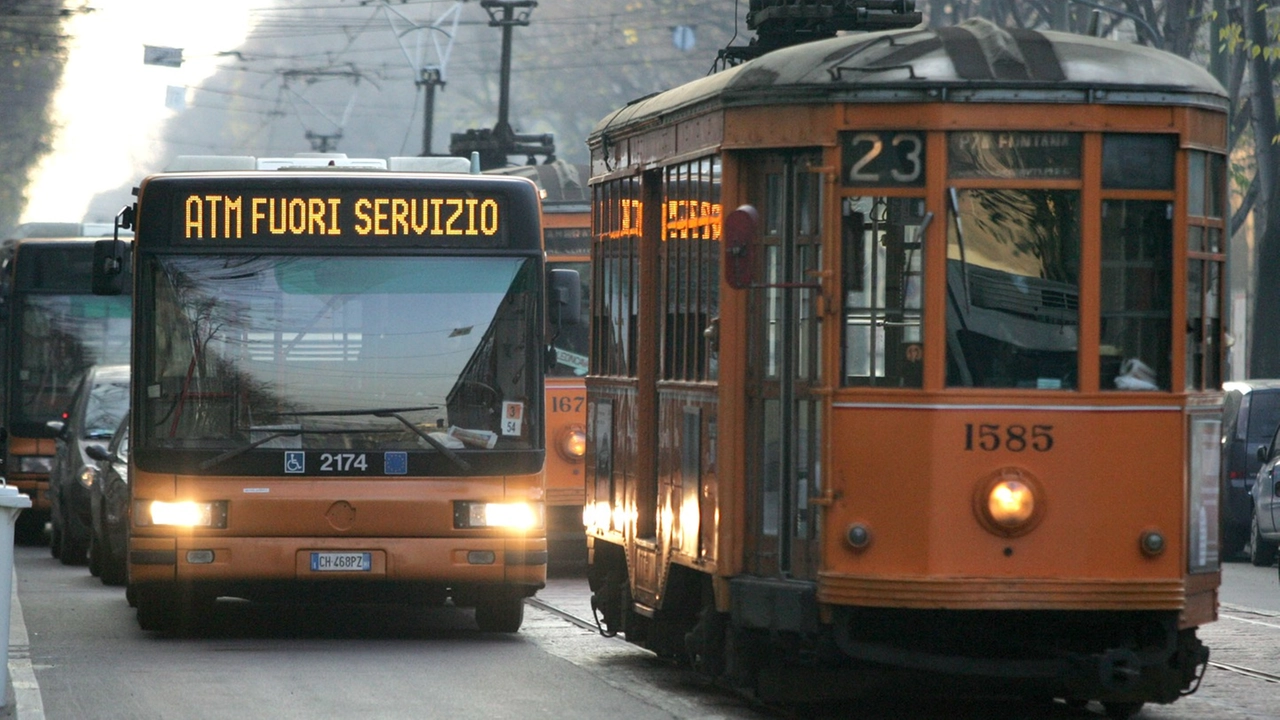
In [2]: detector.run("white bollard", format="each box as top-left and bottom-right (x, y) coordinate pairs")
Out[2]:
(0, 484), (31, 716)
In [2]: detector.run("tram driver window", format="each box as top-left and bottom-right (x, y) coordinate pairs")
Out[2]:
(841, 196), (925, 388)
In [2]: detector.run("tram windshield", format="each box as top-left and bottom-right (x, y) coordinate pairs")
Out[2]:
(13, 295), (131, 433)
(945, 188), (1081, 389)
(138, 254), (541, 453)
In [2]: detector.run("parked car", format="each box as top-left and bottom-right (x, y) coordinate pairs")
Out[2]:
(48, 364), (130, 565)
(1250, 421), (1280, 567)
(1221, 380), (1280, 561)
(86, 412), (129, 585)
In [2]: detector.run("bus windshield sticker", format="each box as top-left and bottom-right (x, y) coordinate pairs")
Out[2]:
(502, 401), (525, 437)
(284, 451), (305, 473)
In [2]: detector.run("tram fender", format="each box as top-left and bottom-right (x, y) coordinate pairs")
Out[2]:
(729, 577), (819, 633)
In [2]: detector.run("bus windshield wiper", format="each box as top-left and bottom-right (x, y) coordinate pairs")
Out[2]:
(273, 405), (472, 473)
(198, 428), (363, 471)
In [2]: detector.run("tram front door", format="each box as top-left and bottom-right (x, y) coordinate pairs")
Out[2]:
(742, 151), (825, 583)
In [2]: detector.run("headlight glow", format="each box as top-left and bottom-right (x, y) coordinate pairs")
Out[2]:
(139, 500), (228, 528)
(974, 468), (1044, 537)
(77, 466), (97, 489)
(454, 501), (543, 530)
(988, 480), (1035, 527)
(558, 426), (587, 461)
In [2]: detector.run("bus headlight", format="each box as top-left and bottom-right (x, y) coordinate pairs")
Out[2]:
(454, 501), (543, 530)
(557, 426), (587, 462)
(78, 466), (98, 489)
(974, 468), (1043, 537)
(15, 456), (53, 474)
(136, 500), (228, 529)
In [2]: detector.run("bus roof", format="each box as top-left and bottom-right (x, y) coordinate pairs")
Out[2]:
(591, 19), (1228, 139)
(5, 222), (132, 241)
(165, 154), (473, 173)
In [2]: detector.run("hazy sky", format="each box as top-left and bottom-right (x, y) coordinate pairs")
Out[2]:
(21, 0), (259, 224)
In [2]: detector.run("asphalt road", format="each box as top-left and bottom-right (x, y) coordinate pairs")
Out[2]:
(7, 546), (1280, 720)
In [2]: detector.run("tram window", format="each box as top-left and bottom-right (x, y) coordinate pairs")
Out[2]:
(1100, 200), (1172, 391)
(1102, 134), (1175, 190)
(945, 188), (1080, 389)
(660, 158), (721, 382)
(841, 196), (925, 388)
(1186, 151), (1227, 390)
(593, 177), (642, 378)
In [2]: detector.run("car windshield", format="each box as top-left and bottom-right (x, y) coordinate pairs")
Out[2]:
(138, 254), (541, 454)
(83, 375), (130, 439)
(1249, 392), (1280, 443)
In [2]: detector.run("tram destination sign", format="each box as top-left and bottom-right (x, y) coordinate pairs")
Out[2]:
(141, 175), (543, 250)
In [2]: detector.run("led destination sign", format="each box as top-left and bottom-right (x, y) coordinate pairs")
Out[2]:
(181, 193), (503, 241)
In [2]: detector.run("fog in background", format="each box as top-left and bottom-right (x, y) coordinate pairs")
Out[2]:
(75, 0), (741, 223)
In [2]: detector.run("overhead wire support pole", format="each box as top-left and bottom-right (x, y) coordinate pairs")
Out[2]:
(450, 0), (553, 170)
(378, 0), (465, 156)
(482, 0), (537, 143)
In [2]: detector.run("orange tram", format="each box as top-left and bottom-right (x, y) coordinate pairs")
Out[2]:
(582, 18), (1226, 716)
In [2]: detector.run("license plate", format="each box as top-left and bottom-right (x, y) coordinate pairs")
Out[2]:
(309, 551), (372, 572)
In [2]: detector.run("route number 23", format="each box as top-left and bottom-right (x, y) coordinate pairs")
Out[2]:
(964, 424), (1054, 452)
(841, 131), (925, 187)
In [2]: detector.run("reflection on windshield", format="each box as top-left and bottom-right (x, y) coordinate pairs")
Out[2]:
(547, 260), (589, 377)
(946, 188), (1080, 389)
(141, 255), (540, 453)
(16, 295), (131, 428)
(84, 376), (130, 439)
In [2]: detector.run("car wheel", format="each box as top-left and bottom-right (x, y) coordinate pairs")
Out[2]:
(88, 532), (102, 577)
(99, 537), (127, 587)
(58, 507), (88, 566)
(474, 596), (525, 633)
(1249, 514), (1278, 567)
(49, 519), (61, 559)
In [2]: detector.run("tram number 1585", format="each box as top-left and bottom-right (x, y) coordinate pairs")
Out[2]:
(964, 424), (1054, 452)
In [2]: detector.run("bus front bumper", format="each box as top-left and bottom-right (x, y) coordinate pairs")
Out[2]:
(129, 534), (547, 600)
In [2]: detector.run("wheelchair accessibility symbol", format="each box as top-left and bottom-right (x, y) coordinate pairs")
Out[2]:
(284, 451), (305, 474)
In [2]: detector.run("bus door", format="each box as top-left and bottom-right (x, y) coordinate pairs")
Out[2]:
(743, 151), (825, 581)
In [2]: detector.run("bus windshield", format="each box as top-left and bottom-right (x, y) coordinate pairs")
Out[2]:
(14, 295), (131, 432)
(139, 254), (541, 456)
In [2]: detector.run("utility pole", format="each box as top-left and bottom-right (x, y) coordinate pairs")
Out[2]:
(418, 67), (445, 155)
(449, 0), (555, 170)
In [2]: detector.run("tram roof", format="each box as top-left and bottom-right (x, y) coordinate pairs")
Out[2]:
(591, 19), (1228, 138)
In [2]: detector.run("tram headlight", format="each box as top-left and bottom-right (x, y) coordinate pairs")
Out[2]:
(454, 501), (543, 531)
(988, 480), (1035, 526)
(974, 468), (1044, 537)
(557, 426), (587, 462)
(136, 500), (228, 529)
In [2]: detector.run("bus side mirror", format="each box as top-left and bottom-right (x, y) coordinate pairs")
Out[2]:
(723, 205), (758, 290)
(1259, 445), (1270, 463)
(549, 268), (582, 327)
(92, 239), (128, 296)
